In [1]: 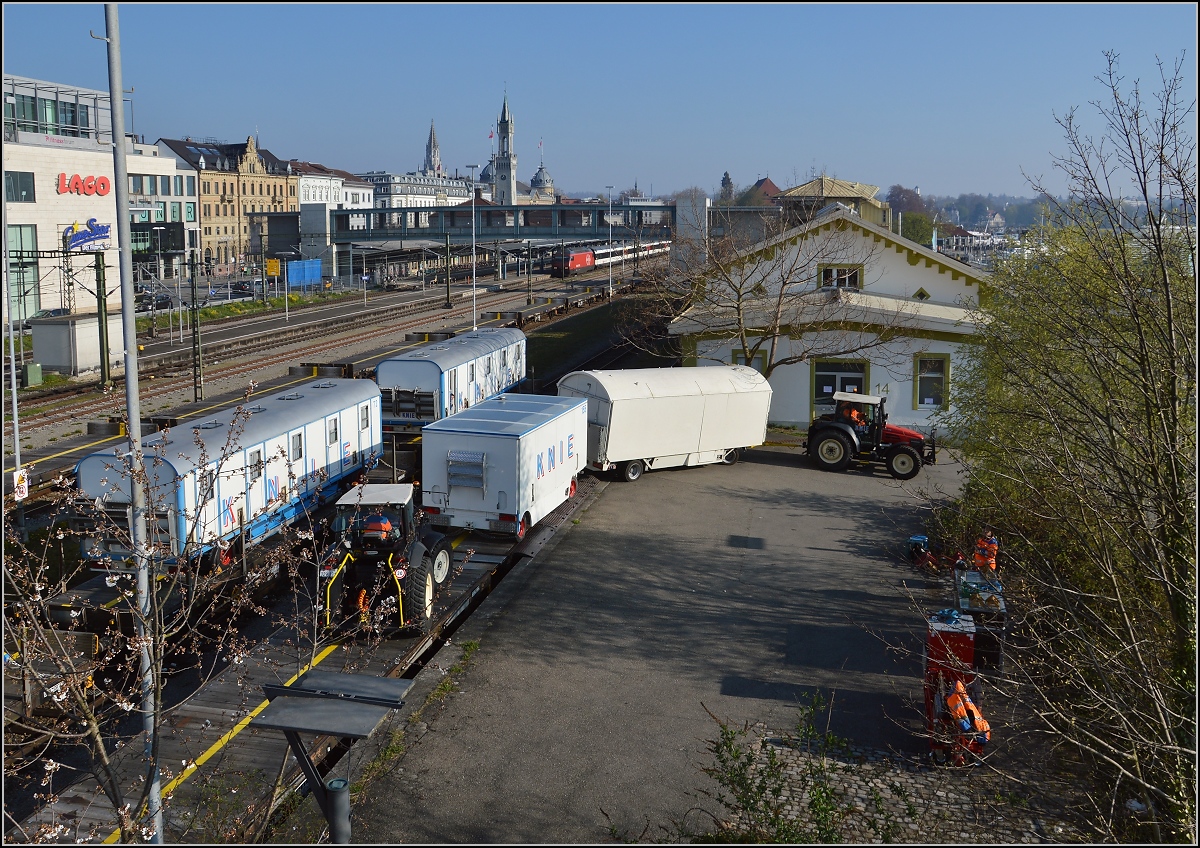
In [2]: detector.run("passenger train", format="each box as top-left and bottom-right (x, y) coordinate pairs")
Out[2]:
(550, 240), (671, 277)
(375, 327), (527, 434)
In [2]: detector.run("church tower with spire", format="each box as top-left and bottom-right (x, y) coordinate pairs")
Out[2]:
(422, 121), (443, 176)
(493, 95), (517, 205)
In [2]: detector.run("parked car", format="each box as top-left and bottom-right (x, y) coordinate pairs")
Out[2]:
(134, 293), (173, 313)
(18, 307), (70, 332)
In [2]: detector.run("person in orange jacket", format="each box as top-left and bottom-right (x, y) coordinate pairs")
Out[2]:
(973, 528), (999, 575)
(838, 401), (868, 434)
(946, 679), (991, 753)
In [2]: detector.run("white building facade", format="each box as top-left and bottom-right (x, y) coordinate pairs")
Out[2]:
(5, 75), (198, 324)
(669, 205), (988, 431)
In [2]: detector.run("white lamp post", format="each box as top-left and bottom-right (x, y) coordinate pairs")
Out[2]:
(152, 225), (166, 338)
(467, 164), (479, 330)
(605, 185), (614, 298)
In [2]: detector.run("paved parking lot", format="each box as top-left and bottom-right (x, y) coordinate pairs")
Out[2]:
(345, 444), (963, 843)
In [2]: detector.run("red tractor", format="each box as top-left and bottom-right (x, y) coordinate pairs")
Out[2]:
(805, 391), (937, 480)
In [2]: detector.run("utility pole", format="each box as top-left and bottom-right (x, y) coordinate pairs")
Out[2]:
(94, 251), (111, 389)
(605, 185), (614, 298)
(443, 232), (452, 309)
(466, 164), (479, 329)
(101, 5), (163, 840)
(190, 250), (203, 400)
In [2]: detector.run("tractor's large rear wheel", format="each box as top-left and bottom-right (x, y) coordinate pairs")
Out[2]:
(886, 446), (922, 480)
(405, 556), (434, 634)
(811, 432), (853, 472)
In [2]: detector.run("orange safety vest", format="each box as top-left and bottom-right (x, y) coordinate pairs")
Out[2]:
(946, 680), (991, 743)
(974, 535), (998, 571)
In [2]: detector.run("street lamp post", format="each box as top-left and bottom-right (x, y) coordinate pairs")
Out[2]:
(466, 164), (479, 330)
(605, 185), (614, 298)
(152, 225), (165, 338)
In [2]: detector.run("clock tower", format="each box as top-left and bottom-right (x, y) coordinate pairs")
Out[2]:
(494, 95), (517, 205)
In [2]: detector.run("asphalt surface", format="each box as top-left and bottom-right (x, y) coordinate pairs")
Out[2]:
(338, 443), (962, 843)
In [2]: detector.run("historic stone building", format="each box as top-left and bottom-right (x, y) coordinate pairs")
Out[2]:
(158, 135), (297, 276)
(480, 96), (556, 206)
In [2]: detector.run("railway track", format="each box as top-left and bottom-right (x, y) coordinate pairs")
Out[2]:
(4, 273), (617, 441)
(6, 468), (607, 842)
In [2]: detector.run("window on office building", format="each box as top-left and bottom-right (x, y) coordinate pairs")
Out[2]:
(7, 224), (41, 318)
(131, 174), (143, 194)
(186, 203), (196, 222)
(186, 175), (196, 195)
(5, 172), (36, 203)
(9, 94), (38, 132)
(174, 175), (184, 196)
(161, 175), (171, 195)
(171, 202), (181, 222)
(37, 97), (57, 132)
(145, 176), (156, 195)
(155, 202), (165, 222)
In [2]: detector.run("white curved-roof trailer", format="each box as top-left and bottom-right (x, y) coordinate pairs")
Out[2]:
(375, 328), (526, 433)
(556, 365), (772, 481)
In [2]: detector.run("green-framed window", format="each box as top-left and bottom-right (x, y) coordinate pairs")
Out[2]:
(732, 349), (767, 373)
(913, 354), (950, 410)
(811, 359), (870, 418)
(817, 263), (864, 289)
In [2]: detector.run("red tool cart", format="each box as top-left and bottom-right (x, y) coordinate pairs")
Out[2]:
(923, 609), (990, 764)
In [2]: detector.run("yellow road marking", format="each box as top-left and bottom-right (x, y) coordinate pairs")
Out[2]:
(102, 641), (342, 843)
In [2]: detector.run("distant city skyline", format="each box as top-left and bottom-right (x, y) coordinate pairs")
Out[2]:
(3, 3), (1194, 200)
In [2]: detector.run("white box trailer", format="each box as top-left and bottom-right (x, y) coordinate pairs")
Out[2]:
(420, 394), (587, 538)
(556, 365), (772, 482)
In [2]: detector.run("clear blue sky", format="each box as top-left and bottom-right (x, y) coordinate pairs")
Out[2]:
(4, 3), (1195, 200)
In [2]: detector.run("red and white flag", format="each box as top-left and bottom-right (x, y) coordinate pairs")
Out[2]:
(489, 129), (494, 139)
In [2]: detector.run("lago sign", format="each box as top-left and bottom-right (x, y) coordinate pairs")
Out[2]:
(63, 218), (112, 251)
(56, 173), (112, 196)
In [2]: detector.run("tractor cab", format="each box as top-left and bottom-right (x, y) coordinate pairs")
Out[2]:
(320, 483), (453, 635)
(806, 391), (937, 480)
(331, 493), (414, 559)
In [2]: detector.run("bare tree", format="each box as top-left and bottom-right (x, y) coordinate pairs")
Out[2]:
(619, 195), (926, 381)
(2, 392), (361, 842)
(937, 51), (1196, 842)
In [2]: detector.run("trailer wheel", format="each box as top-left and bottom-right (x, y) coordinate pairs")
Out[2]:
(811, 432), (853, 471)
(886, 446), (922, 480)
(721, 448), (741, 466)
(430, 544), (452, 588)
(621, 460), (644, 482)
(405, 555), (434, 634)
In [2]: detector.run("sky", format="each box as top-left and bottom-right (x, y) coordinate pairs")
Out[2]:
(3, 3), (1195, 200)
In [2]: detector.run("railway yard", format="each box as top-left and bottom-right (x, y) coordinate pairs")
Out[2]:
(3, 264), (1084, 843)
(2, 265), (660, 840)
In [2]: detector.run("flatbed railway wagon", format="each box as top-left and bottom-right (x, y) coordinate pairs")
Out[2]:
(556, 365), (772, 482)
(420, 394), (587, 539)
(375, 328), (527, 435)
